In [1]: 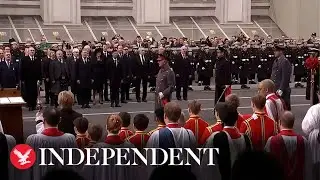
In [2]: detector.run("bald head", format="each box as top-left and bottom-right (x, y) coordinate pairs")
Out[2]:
(259, 79), (275, 97)
(280, 111), (295, 129)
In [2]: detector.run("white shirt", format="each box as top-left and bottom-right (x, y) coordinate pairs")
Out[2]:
(265, 93), (285, 121)
(139, 54), (145, 65)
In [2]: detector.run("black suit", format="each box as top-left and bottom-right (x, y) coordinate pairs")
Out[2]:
(215, 57), (231, 104)
(58, 108), (83, 136)
(41, 57), (51, 103)
(0, 61), (19, 88)
(20, 56), (42, 108)
(103, 53), (111, 101)
(173, 54), (192, 100)
(120, 54), (132, 102)
(133, 54), (149, 101)
(75, 58), (93, 106)
(67, 56), (78, 99)
(108, 57), (123, 105)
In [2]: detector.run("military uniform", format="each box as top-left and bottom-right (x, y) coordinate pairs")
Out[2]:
(230, 47), (241, 84)
(257, 47), (269, 82)
(198, 48), (214, 90)
(294, 46), (306, 87)
(239, 47), (251, 89)
(155, 62), (175, 110)
(248, 46), (259, 84)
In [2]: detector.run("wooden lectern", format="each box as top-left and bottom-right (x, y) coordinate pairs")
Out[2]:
(0, 88), (25, 143)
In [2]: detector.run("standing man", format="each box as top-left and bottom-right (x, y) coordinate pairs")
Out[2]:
(133, 48), (149, 102)
(0, 52), (19, 88)
(75, 49), (93, 109)
(215, 46), (231, 104)
(49, 50), (69, 107)
(21, 47), (42, 111)
(271, 44), (292, 110)
(173, 46), (192, 100)
(155, 54), (175, 110)
(108, 51), (123, 107)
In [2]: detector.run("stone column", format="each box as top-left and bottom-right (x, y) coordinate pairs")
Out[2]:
(133, 0), (170, 26)
(40, 0), (81, 25)
(216, 0), (251, 24)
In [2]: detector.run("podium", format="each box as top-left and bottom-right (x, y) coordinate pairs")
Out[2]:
(0, 88), (25, 143)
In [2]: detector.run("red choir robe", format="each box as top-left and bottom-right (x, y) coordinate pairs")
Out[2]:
(148, 124), (166, 135)
(239, 112), (278, 151)
(184, 115), (209, 145)
(199, 120), (223, 145)
(265, 129), (312, 180)
(118, 127), (134, 141)
(127, 131), (150, 149)
(236, 113), (245, 130)
(76, 134), (91, 149)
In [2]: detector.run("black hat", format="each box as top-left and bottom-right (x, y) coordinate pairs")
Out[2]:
(9, 38), (16, 44)
(217, 46), (225, 52)
(312, 33), (317, 36)
(101, 37), (106, 41)
(274, 44), (285, 51)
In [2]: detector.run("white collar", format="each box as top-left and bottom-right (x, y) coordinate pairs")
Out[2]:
(224, 126), (236, 129)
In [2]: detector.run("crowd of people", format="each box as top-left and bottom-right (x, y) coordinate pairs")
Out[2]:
(1, 76), (320, 180)
(0, 32), (319, 111)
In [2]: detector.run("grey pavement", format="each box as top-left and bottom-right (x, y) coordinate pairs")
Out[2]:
(22, 86), (310, 140)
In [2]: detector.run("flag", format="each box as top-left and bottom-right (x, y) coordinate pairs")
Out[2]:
(224, 85), (232, 97)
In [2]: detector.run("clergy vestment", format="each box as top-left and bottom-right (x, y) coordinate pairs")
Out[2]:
(118, 127), (134, 141)
(201, 126), (251, 180)
(146, 123), (197, 178)
(265, 93), (285, 122)
(184, 115), (209, 145)
(148, 124), (166, 135)
(83, 134), (136, 180)
(265, 129), (312, 180)
(126, 131), (150, 150)
(0, 134), (16, 180)
(199, 120), (223, 146)
(302, 104), (320, 136)
(24, 128), (78, 180)
(239, 112), (277, 151)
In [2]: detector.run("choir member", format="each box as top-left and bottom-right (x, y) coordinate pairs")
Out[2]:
(184, 100), (208, 145)
(127, 114), (150, 150)
(83, 114), (135, 180)
(265, 111), (312, 180)
(201, 102), (251, 180)
(149, 107), (166, 135)
(225, 94), (245, 129)
(258, 79), (285, 122)
(118, 112), (134, 140)
(239, 94), (277, 151)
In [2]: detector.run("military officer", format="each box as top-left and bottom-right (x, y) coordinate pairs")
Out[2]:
(271, 44), (292, 110)
(230, 43), (241, 84)
(188, 49), (196, 91)
(155, 54), (175, 110)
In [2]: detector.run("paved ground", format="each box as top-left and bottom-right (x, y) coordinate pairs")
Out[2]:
(22, 83), (310, 139)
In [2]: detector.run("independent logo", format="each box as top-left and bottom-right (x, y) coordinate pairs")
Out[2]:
(10, 144), (36, 170)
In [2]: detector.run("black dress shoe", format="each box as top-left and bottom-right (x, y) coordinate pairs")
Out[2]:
(121, 100), (128, 104)
(85, 104), (91, 108)
(127, 98), (132, 101)
(105, 99), (110, 102)
(142, 99), (147, 102)
(81, 105), (85, 108)
(183, 98), (188, 101)
(115, 104), (121, 107)
(111, 103), (115, 107)
(241, 84), (250, 89)
(137, 99), (141, 103)
(177, 97), (182, 101)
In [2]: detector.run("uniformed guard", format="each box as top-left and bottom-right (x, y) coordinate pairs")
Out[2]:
(294, 42), (306, 88)
(215, 46), (231, 104)
(188, 48), (196, 91)
(230, 43), (241, 84)
(257, 44), (269, 82)
(198, 46), (214, 90)
(239, 44), (250, 89)
(155, 54), (175, 110)
(248, 44), (259, 84)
